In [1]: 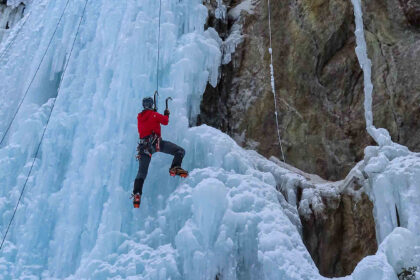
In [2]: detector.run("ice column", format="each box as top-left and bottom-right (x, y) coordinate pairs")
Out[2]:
(350, 0), (392, 146)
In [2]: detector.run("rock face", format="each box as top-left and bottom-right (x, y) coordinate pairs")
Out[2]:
(399, 0), (420, 27)
(363, 0), (420, 153)
(299, 189), (377, 277)
(199, 0), (420, 181)
(268, 157), (378, 278)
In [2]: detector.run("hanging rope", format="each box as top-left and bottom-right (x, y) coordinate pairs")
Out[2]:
(0, 0), (71, 147)
(155, 0), (162, 92)
(0, 0), (89, 252)
(0, 10), (32, 62)
(267, 0), (286, 163)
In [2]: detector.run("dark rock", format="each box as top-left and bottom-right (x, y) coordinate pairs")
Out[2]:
(200, 0), (420, 181)
(300, 191), (377, 277)
(269, 157), (378, 278)
(399, 0), (420, 27)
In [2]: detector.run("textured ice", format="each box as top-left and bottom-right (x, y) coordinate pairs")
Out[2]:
(350, 0), (420, 276)
(214, 0), (227, 20)
(0, 0), (318, 279)
(0, 2), (26, 49)
(0, 0), (419, 279)
(363, 144), (420, 242)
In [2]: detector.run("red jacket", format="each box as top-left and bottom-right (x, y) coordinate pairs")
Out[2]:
(137, 110), (169, 138)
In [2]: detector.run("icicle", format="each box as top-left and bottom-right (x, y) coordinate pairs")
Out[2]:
(350, 0), (392, 146)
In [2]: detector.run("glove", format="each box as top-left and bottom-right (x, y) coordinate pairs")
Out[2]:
(164, 109), (170, 116)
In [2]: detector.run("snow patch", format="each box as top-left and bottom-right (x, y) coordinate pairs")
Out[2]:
(220, 0), (256, 65)
(228, 0), (255, 20)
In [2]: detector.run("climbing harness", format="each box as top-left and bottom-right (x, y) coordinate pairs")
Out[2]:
(137, 133), (161, 159)
(0, 0), (71, 147)
(0, 0), (89, 252)
(267, 0), (286, 163)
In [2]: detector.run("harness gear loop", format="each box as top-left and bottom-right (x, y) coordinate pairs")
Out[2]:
(136, 133), (161, 159)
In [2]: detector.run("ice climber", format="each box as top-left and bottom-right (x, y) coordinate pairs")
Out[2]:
(132, 96), (188, 208)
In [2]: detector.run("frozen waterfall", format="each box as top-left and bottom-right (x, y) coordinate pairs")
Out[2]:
(350, 0), (420, 278)
(350, 0), (394, 147)
(0, 0), (318, 278)
(0, 0), (419, 279)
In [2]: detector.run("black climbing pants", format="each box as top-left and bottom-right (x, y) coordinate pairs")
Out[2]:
(133, 139), (185, 195)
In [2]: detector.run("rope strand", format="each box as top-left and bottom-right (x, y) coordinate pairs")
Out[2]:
(267, 0), (286, 163)
(0, 0), (89, 251)
(156, 0), (162, 92)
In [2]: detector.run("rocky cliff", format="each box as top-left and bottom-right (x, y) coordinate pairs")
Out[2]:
(268, 157), (377, 278)
(199, 0), (420, 181)
(199, 0), (420, 277)
(298, 183), (377, 277)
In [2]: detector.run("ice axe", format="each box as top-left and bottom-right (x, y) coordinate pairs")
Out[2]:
(165, 97), (173, 111)
(153, 90), (159, 112)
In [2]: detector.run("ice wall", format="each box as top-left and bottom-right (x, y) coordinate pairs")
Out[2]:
(350, 0), (420, 276)
(0, 2), (25, 45)
(0, 0), (321, 279)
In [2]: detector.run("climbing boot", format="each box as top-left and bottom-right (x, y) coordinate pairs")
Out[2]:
(132, 193), (141, 208)
(169, 166), (188, 178)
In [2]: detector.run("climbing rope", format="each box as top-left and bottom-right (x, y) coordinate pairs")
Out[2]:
(0, 10), (32, 62)
(0, 0), (71, 147)
(267, 0), (286, 163)
(0, 0), (89, 251)
(155, 0), (162, 93)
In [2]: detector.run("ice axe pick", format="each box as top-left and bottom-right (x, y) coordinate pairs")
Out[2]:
(165, 97), (173, 111)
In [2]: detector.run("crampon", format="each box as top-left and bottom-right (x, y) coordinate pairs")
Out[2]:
(131, 193), (141, 208)
(169, 166), (188, 178)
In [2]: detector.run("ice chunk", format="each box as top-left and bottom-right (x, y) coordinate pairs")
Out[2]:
(352, 254), (398, 280)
